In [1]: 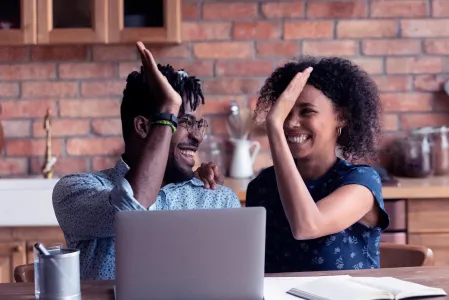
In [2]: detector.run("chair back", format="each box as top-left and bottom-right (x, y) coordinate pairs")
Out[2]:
(380, 242), (434, 268)
(14, 263), (34, 283)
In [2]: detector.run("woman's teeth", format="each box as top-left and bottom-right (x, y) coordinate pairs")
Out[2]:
(287, 135), (309, 144)
(180, 150), (195, 157)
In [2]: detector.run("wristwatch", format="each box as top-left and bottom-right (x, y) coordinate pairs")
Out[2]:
(151, 113), (178, 128)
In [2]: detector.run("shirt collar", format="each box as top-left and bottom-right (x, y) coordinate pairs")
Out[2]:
(115, 157), (204, 188)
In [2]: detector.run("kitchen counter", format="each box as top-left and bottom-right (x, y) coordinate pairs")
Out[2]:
(2, 175), (449, 227)
(224, 176), (449, 202)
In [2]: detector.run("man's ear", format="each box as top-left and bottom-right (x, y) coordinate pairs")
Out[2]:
(133, 116), (150, 139)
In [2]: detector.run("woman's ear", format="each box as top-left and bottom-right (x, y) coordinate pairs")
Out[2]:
(133, 116), (150, 139)
(335, 108), (348, 129)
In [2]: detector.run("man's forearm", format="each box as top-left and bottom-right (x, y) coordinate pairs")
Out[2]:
(125, 125), (173, 208)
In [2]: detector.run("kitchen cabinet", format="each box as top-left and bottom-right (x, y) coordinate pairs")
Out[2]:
(0, 227), (64, 283)
(0, 0), (37, 45)
(0, 0), (180, 45)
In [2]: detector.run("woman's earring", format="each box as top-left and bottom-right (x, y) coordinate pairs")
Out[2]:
(337, 127), (342, 136)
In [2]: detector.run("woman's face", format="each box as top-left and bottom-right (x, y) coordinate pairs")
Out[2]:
(283, 84), (341, 159)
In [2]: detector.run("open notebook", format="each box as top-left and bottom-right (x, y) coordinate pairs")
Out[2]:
(286, 276), (446, 300)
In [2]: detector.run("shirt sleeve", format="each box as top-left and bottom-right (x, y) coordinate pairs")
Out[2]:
(339, 166), (390, 231)
(216, 186), (242, 208)
(52, 173), (147, 241)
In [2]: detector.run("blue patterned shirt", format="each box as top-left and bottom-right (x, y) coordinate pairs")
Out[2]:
(52, 158), (241, 280)
(246, 158), (390, 273)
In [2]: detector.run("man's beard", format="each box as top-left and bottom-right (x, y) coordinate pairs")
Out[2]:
(163, 153), (194, 184)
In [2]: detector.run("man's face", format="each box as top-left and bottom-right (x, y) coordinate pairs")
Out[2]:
(164, 103), (206, 183)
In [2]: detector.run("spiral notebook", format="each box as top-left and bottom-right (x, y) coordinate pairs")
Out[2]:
(286, 276), (446, 300)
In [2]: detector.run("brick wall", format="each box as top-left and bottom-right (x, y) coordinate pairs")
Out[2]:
(0, 0), (449, 177)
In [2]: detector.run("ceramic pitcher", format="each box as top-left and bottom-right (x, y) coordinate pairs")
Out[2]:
(229, 138), (260, 179)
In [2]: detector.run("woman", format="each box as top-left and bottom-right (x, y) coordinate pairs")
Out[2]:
(246, 57), (390, 273)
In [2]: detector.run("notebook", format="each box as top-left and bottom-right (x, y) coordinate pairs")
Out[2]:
(286, 276), (447, 300)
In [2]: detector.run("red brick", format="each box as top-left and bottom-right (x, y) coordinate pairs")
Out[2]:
(193, 42), (253, 59)
(362, 39), (421, 55)
(256, 41), (299, 58)
(202, 96), (246, 115)
(22, 82), (78, 98)
(386, 57), (442, 74)
(182, 2), (199, 20)
(401, 113), (449, 130)
(401, 20), (449, 37)
(0, 83), (19, 98)
(1, 120), (31, 137)
(92, 118), (122, 135)
(59, 63), (116, 79)
(30, 157), (88, 175)
(413, 75), (447, 92)
(81, 80), (124, 97)
(284, 21), (334, 39)
(381, 93), (433, 112)
(233, 22), (281, 40)
(182, 22), (231, 41)
(66, 138), (124, 155)
(203, 3), (258, 20)
(92, 45), (137, 61)
(261, 2), (304, 18)
(303, 41), (358, 56)
(119, 60), (214, 78)
(383, 114), (399, 131)
(0, 64), (55, 80)
(432, 0), (449, 17)
(337, 20), (398, 38)
(0, 47), (28, 62)
(1, 100), (56, 118)
(0, 158), (28, 176)
(215, 61), (273, 76)
(31, 46), (87, 61)
(351, 58), (383, 74)
(424, 39), (449, 54)
(92, 156), (118, 171)
(202, 78), (263, 95)
(372, 76), (410, 92)
(33, 119), (91, 137)
(371, 0), (428, 18)
(148, 45), (191, 59)
(59, 99), (121, 117)
(6, 139), (63, 156)
(307, 1), (366, 18)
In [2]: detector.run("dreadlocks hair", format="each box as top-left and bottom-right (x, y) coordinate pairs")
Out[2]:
(120, 64), (205, 142)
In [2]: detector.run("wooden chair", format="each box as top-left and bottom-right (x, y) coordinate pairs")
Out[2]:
(380, 242), (434, 268)
(14, 263), (34, 283)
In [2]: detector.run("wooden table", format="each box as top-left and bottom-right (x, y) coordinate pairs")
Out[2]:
(1, 266), (448, 299)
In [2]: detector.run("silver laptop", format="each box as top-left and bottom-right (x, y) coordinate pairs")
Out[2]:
(114, 207), (266, 300)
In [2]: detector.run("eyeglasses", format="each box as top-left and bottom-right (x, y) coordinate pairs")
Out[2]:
(178, 115), (208, 137)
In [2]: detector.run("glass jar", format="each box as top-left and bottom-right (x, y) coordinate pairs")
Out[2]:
(197, 136), (227, 176)
(431, 126), (449, 176)
(392, 128), (434, 178)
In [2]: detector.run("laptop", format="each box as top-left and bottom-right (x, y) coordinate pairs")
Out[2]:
(114, 207), (266, 300)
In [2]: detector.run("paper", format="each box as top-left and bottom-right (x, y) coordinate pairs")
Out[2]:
(264, 275), (351, 300)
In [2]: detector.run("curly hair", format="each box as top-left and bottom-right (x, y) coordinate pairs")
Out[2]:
(255, 56), (382, 163)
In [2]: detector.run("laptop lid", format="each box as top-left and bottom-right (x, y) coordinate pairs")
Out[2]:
(115, 207), (266, 300)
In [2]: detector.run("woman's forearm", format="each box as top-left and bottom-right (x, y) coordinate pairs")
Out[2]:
(267, 123), (324, 239)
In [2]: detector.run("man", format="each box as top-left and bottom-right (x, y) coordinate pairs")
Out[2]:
(52, 42), (240, 280)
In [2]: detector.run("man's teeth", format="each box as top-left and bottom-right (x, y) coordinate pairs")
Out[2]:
(180, 150), (195, 157)
(287, 135), (309, 144)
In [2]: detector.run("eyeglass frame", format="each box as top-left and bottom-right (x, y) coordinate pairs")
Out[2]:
(177, 114), (208, 137)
